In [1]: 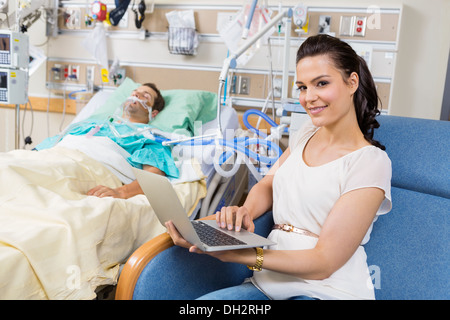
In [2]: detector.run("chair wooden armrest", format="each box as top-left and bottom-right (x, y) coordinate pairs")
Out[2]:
(115, 232), (174, 300)
(115, 215), (216, 300)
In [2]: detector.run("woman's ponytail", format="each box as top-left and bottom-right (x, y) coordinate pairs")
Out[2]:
(354, 55), (385, 150)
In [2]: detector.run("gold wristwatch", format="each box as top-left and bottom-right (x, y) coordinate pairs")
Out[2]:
(247, 247), (264, 272)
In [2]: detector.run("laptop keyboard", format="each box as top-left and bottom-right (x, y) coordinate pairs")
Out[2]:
(192, 221), (247, 247)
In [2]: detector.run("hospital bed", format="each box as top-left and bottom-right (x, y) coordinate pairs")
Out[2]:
(0, 78), (247, 300)
(72, 79), (247, 220)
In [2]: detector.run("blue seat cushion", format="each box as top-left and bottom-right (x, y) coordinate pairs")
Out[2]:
(365, 187), (450, 300)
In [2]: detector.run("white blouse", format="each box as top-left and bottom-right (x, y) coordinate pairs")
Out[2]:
(252, 119), (392, 300)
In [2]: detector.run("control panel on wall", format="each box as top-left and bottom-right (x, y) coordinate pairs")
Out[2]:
(51, 64), (80, 81)
(339, 16), (367, 37)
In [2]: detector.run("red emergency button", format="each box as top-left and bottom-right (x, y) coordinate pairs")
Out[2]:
(357, 20), (363, 26)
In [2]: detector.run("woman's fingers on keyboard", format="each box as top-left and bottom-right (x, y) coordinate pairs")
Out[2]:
(216, 206), (238, 230)
(215, 206), (253, 232)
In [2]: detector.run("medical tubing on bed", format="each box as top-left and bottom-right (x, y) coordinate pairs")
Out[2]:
(243, 109), (280, 138)
(212, 136), (282, 179)
(194, 137), (280, 163)
(175, 136), (282, 165)
(106, 114), (155, 139)
(223, 137), (282, 165)
(212, 142), (264, 181)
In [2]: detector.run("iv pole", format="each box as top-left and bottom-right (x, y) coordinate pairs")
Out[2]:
(15, 104), (20, 148)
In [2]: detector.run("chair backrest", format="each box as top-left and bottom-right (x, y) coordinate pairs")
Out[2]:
(365, 115), (450, 299)
(374, 115), (450, 197)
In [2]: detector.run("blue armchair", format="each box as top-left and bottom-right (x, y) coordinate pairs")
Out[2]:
(115, 115), (449, 300)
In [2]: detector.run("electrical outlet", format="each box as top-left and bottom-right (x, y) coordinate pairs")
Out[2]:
(339, 15), (367, 37)
(353, 16), (367, 37)
(238, 76), (250, 95)
(68, 65), (80, 81)
(65, 8), (81, 29)
(62, 65), (69, 80)
(339, 16), (353, 36)
(51, 64), (69, 81)
(51, 64), (62, 81)
(86, 65), (95, 92)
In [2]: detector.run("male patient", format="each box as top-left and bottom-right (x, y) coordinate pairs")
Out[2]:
(88, 83), (172, 199)
(36, 82), (178, 199)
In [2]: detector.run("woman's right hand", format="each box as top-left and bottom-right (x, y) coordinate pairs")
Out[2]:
(216, 205), (255, 233)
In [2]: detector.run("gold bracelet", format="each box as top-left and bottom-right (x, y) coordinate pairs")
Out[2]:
(247, 247), (263, 272)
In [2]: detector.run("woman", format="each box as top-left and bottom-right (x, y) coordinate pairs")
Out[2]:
(166, 34), (392, 300)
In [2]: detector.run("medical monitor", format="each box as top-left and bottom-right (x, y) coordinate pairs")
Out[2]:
(0, 31), (29, 69)
(0, 68), (28, 104)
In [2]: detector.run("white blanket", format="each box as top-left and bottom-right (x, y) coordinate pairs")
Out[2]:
(0, 147), (206, 299)
(56, 135), (207, 185)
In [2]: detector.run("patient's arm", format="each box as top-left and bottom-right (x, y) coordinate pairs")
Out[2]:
(87, 165), (164, 199)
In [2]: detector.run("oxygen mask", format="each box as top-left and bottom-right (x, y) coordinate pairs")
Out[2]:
(122, 95), (154, 121)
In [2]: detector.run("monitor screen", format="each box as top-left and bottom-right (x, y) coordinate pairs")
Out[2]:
(0, 33), (11, 66)
(0, 71), (7, 89)
(0, 34), (10, 52)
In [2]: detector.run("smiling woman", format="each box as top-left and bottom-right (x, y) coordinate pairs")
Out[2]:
(165, 34), (392, 300)
(295, 34), (384, 150)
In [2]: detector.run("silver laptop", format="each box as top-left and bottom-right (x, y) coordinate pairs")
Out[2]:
(133, 168), (275, 252)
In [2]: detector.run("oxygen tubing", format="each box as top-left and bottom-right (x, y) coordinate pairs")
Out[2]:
(242, 109), (288, 138)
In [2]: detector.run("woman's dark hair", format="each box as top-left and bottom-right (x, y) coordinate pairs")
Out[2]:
(296, 34), (385, 150)
(143, 82), (165, 112)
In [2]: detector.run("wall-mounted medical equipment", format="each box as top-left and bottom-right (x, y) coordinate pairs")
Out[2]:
(0, 31), (29, 69)
(0, 27), (30, 150)
(0, 68), (28, 104)
(293, 4), (308, 28)
(0, 1), (7, 13)
(132, 0), (146, 29)
(0, 0), (59, 36)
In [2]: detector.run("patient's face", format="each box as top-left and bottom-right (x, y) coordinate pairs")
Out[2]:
(124, 85), (158, 123)
(132, 86), (157, 108)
